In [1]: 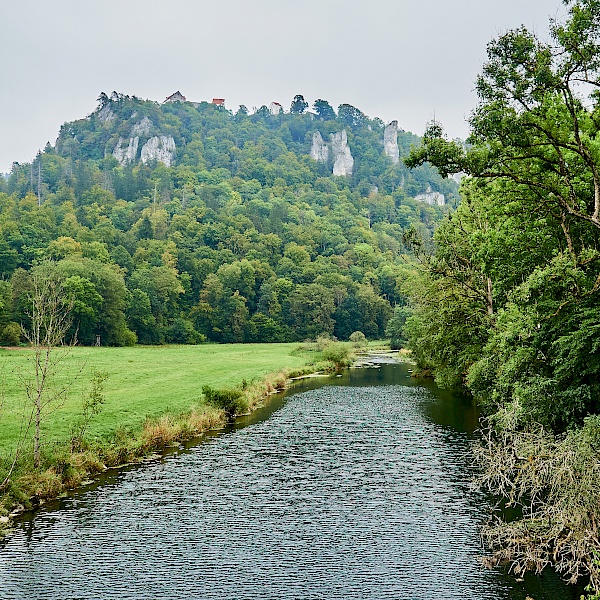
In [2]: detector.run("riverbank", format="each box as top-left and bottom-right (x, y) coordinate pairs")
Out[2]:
(0, 342), (353, 536)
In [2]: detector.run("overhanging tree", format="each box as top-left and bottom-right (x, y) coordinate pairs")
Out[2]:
(404, 2), (600, 590)
(407, 0), (600, 244)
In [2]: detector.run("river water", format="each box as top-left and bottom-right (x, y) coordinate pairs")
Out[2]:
(0, 361), (583, 599)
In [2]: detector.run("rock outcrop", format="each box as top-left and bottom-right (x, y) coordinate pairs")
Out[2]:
(112, 118), (174, 166)
(310, 131), (329, 162)
(384, 121), (399, 164)
(330, 130), (354, 176)
(97, 105), (115, 123)
(113, 136), (139, 165)
(415, 187), (445, 206)
(131, 117), (152, 137)
(140, 136), (176, 167)
(449, 172), (466, 186)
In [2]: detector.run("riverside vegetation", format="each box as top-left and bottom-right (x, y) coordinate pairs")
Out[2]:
(4, 3), (599, 597)
(403, 1), (600, 596)
(0, 79), (451, 532)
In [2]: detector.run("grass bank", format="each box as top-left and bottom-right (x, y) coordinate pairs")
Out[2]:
(0, 342), (335, 533)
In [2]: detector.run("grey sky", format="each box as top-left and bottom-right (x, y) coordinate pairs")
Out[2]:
(1, 0), (564, 173)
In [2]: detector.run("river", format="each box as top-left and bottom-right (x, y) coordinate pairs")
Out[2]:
(0, 360), (584, 599)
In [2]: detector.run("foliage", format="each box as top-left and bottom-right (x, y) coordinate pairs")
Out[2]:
(385, 305), (410, 350)
(321, 342), (353, 371)
(290, 94), (309, 114)
(201, 384), (248, 416)
(474, 414), (600, 590)
(70, 370), (108, 452)
(403, 1), (600, 591)
(0, 91), (456, 348)
(313, 99), (336, 120)
(349, 330), (367, 348)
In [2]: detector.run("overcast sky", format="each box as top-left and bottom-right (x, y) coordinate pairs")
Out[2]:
(1, 0), (565, 173)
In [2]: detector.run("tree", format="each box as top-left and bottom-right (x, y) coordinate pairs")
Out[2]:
(385, 306), (410, 349)
(285, 283), (335, 340)
(290, 94), (308, 115)
(338, 103), (365, 128)
(402, 2), (600, 590)
(404, 0), (600, 407)
(313, 99), (336, 120)
(23, 263), (77, 469)
(406, 0), (600, 239)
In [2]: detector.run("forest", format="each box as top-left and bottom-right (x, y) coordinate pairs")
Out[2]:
(0, 93), (456, 347)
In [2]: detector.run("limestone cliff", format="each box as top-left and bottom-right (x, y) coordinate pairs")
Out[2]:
(140, 136), (176, 167)
(330, 130), (354, 176)
(97, 105), (115, 123)
(112, 118), (174, 166)
(384, 121), (399, 164)
(131, 117), (152, 137)
(415, 187), (445, 206)
(113, 136), (139, 165)
(310, 131), (329, 162)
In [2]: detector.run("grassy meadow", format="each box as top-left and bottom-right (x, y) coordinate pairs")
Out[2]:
(0, 343), (317, 457)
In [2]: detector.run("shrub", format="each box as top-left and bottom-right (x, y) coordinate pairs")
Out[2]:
(321, 342), (353, 371)
(349, 331), (367, 348)
(202, 385), (248, 417)
(1, 322), (23, 346)
(315, 333), (336, 351)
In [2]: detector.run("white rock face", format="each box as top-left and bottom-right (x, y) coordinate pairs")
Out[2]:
(113, 136), (139, 165)
(97, 105), (115, 123)
(131, 117), (152, 137)
(384, 120), (399, 164)
(415, 187), (445, 206)
(141, 136), (176, 167)
(330, 130), (354, 176)
(310, 131), (329, 162)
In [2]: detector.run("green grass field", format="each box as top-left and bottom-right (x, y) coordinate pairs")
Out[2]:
(0, 343), (315, 456)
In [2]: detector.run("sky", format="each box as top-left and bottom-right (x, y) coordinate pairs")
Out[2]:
(1, 0), (566, 174)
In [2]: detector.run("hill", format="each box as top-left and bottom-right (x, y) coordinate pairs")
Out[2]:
(0, 92), (457, 345)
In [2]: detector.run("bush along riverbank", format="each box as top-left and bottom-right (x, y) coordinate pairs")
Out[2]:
(0, 340), (358, 538)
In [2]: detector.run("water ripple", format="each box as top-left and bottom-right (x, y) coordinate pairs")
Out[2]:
(0, 382), (579, 599)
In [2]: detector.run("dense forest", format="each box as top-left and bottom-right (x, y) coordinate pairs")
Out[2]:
(0, 93), (457, 346)
(402, 0), (600, 594)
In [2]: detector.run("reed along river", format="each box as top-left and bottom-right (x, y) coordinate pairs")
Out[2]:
(0, 360), (583, 599)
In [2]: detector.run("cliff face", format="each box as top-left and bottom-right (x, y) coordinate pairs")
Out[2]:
(384, 121), (399, 164)
(131, 117), (152, 137)
(310, 131), (329, 162)
(113, 137), (139, 165)
(415, 187), (445, 206)
(140, 136), (176, 167)
(55, 93), (458, 203)
(330, 130), (354, 176)
(112, 118), (175, 166)
(97, 105), (115, 123)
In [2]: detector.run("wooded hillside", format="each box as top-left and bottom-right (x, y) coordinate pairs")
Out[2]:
(0, 94), (457, 345)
